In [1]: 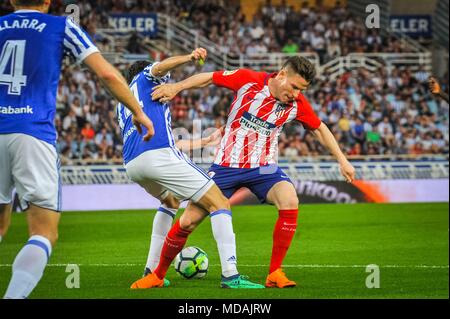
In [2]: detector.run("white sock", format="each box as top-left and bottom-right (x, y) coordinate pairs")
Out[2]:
(4, 235), (52, 299)
(210, 210), (239, 278)
(145, 205), (176, 271)
(0, 235), (2, 243)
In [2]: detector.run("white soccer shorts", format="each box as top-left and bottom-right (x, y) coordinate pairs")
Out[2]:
(0, 133), (61, 212)
(125, 147), (215, 202)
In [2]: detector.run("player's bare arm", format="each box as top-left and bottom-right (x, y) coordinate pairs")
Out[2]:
(152, 48), (207, 77)
(83, 53), (154, 141)
(152, 72), (214, 103)
(175, 127), (223, 151)
(312, 122), (356, 183)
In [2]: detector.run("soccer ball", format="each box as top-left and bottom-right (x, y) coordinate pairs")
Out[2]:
(173, 246), (209, 279)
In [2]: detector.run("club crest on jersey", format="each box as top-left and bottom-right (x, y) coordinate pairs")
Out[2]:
(275, 103), (289, 119)
(223, 70), (238, 76)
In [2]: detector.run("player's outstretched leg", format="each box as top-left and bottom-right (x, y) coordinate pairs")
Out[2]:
(131, 201), (205, 289)
(0, 204), (12, 243)
(3, 205), (59, 298)
(265, 181), (298, 288)
(130, 184), (263, 289)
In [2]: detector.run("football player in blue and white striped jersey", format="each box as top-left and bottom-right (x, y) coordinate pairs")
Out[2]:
(0, 0), (154, 299)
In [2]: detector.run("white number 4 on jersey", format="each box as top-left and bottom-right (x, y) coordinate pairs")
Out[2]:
(0, 40), (27, 95)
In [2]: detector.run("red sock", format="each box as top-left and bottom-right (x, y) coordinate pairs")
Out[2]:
(269, 209), (298, 274)
(154, 219), (191, 279)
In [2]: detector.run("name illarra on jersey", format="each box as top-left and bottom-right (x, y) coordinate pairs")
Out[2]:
(116, 63), (180, 165)
(0, 10), (99, 145)
(0, 18), (47, 32)
(211, 68), (321, 169)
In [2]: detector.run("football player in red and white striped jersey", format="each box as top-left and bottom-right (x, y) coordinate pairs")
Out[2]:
(152, 56), (355, 288)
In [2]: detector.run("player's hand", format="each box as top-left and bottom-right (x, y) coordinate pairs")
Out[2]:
(203, 126), (224, 146)
(152, 83), (180, 103)
(190, 47), (207, 63)
(428, 76), (441, 94)
(340, 160), (355, 183)
(132, 111), (154, 142)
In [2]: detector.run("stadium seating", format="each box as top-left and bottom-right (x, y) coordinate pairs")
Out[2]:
(3, 0), (446, 163)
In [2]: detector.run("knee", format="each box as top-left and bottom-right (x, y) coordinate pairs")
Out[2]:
(277, 197), (299, 210)
(209, 195), (231, 212)
(288, 197), (299, 209)
(179, 215), (199, 232)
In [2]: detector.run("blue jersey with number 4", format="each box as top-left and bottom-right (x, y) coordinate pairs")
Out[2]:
(0, 10), (98, 145)
(117, 63), (176, 164)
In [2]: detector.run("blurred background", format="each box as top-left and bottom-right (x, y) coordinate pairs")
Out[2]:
(2, 0), (448, 209)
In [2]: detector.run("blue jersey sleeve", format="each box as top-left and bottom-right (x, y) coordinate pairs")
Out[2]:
(142, 62), (171, 84)
(63, 17), (99, 63)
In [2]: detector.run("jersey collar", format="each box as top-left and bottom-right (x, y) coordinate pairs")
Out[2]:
(15, 9), (41, 13)
(264, 72), (277, 86)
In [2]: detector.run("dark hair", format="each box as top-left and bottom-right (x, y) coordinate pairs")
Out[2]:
(126, 60), (151, 84)
(13, 0), (46, 6)
(282, 56), (316, 83)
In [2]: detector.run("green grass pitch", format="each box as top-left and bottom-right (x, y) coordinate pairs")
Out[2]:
(0, 203), (448, 299)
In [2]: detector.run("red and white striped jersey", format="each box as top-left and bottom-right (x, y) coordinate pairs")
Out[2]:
(212, 68), (321, 168)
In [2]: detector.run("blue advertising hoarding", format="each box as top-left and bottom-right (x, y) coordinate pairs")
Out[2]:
(108, 13), (157, 36)
(389, 15), (432, 38)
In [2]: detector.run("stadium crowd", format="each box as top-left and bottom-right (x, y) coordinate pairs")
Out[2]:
(20, 0), (415, 63)
(53, 59), (449, 165)
(0, 1), (448, 164)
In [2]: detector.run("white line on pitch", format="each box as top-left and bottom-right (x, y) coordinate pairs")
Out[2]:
(0, 264), (448, 269)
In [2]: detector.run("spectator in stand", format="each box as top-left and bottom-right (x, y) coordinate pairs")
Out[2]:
(26, 1), (447, 162)
(81, 123), (95, 143)
(282, 38), (299, 54)
(126, 32), (143, 53)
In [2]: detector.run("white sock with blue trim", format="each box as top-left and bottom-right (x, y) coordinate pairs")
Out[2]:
(4, 235), (52, 299)
(210, 210), (239, 278)
(145, 204), (177, 272)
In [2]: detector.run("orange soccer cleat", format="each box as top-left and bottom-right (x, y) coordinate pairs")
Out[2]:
(130, 272), (164, 289)
(265, 268), (297, 288)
